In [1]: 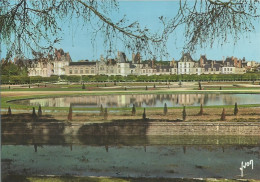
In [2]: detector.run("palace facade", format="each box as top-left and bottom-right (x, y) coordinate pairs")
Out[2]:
(18, 49), (253, 77)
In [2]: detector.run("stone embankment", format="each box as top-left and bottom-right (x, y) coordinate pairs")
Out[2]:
(2, 121), (260, 136)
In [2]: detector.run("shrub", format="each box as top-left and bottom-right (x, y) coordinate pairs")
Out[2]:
(221, 108), (226, 121)
(142, 108), (146, 120)
(234, 102), (238, 116)
(164, 103), (168, 116)
(132, 104), (136, 116)
(38, 105), (42, 117)
(182, 106), (186, 121)
(68, 106), (72, 121)
(7, 106), (11, 116)
(104, 108), (108, 120)
(32, 107), (37, 117)
(100, 104), (104, 116)
(198, 104), (203, 115)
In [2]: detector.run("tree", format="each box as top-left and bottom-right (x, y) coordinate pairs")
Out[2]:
(38, 105), (42, 117)
(221, 108), (226, 121)
(68, 105), (72, 121)
(234, 102), (238, 116)
(7, 106), (11, 116)
(182, 106), (186, 121)
(0, 61), (28, 76)
(2, 1), (259, 59)
(132, 104), (136, 116)
(100, 104), (104, 116)
(164, 103), (168, 116)
(104, 108), (108, 120)
(198, 104), (203, 116)
(142, 108), (146, 120)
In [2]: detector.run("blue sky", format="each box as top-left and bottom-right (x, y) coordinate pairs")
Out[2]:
(57, 1), (260, 62)
(2, 1), (260, 62)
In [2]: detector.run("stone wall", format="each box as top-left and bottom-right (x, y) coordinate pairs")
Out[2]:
(2, 122), (260, 136)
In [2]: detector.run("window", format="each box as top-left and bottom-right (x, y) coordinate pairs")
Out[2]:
(230, 68), (232, 71)
(80, 69), (83, 74)
(143, 70), (145, 73)
(85, 69), (89, 74)
(69, 69), (72, 74)
(227, 68), (229, 71)
(91, 69), (95, 74)
(74, 69), (78, 74)
(224, 68), (226, 71)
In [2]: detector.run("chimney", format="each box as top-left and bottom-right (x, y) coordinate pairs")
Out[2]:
(223, 56), (225, 63)
(199, 55), (203, 66)
(117, 51), (120, 59)
(132, 53), (135, 62)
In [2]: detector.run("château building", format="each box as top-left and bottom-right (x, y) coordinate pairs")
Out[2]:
(17, 49), (251, 77)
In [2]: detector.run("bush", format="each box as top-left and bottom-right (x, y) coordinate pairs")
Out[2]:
(221, 108), (226, 121)
(164, 103), (167, 115)
(234, 102), (238, 116)
(66, 75), (81, 82)
(68, 106), (72, 121)
(182, 106), (186, 121)
(132, 104), (136, 116)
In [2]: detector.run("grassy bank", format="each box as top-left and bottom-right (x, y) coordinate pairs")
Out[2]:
(2, 105), (260, 123)
(2, 175), (260, 182)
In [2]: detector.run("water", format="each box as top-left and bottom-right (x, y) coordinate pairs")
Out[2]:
(10, 93), (260, 108)
(2, 135), (260, 179)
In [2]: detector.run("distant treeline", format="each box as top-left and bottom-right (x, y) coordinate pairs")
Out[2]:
(2, 73), (260, 84)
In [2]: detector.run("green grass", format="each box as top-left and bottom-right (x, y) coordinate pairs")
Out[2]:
(202, 87), (260, 90)
(3, 175), (259, 182)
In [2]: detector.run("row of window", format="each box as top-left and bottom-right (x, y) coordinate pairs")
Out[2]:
(30, 69), (48, 76)
(179, 63), (192, 67)
(142, 69), (170, 73)
(223, 68), (233, 71)
(69, 68), (95, 74)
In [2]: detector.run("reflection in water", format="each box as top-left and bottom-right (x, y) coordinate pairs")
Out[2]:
(12, 94), (260, 108)
(2, 143), (260, 179)
(34, 144), (37, 152)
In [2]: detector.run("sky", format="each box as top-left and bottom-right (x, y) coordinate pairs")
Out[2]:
(2, 1), (260, 62)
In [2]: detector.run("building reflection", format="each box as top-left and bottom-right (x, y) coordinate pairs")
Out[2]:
(25, 94), (256, 108)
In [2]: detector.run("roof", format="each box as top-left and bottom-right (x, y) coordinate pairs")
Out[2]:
(118, 52), (127, 63)
(179, 53), (195, 62)
(129, 63), (136, 68)
(69, 62), (96, 66)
